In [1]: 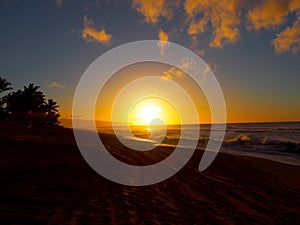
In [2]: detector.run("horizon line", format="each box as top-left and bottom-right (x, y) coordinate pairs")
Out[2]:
(60, 118), (300, 126)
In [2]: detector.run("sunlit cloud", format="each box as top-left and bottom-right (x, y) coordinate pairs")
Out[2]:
(55, 0), (63, 8)
(160, 57), (198, 81)
(160, 73), (172, 81)
(272, 14), (300, 54)
(188, 19), (207, 36)
(158, 29), (169, 42)
(195, 49), (205, 57)
(78, 0), (300, 55)
(204, 63), (217, 75)
(157, 29), (169, 55)
(161, 67), (185, 80)
(132, 0), (165, 24)
(182, 0), (300, 54)
(246, 0), (300, 54)
(184, 0), (241, 48)
(48, 81), (64, 88)
(179, 57), (199, 72)
(132, 0), (176, 24)
(160, 58), (215, 82)
(81, 17), (112, 45)
(247, 0), (300, 30)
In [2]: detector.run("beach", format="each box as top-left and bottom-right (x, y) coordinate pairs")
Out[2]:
(1, 125), (300, 224)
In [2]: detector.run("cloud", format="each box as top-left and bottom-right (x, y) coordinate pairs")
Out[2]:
(48, 81), (64, 88)
(185, 0), (241, 48)
(204, 63), (217, 75)
(179, 57), (200, 72)
(132, 0), (177, 24)
(195, 49), (205, 56)
(79, 1), (300, 55)
(160, 57), (199, 80)
(157, 29), (169, 55)
(246, 0), (300, 54)
(81, 17), (112, 45)
(161, 58), (216, 83)
(158, 29), (169, 42)
(182, 0), (300, 54)
(188, 19), (208, 36)
(55, 0), (63, 7)
(272, 14), (300, 54)
(161, 67), (185, 80)
(247, 0), (300, 30)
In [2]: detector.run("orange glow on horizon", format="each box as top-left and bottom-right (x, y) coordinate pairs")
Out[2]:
(128, 97), (181, 126)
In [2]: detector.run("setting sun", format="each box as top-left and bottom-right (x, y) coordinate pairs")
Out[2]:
(139, 104), (162, 124)
(128, 97), (180, 126)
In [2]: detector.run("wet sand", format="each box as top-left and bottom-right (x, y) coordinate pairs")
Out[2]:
(0, 126), (300, 224)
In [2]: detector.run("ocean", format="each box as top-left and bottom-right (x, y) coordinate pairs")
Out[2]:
(71, 121), (300, 166)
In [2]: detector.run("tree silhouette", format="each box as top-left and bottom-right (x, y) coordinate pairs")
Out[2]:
(0, 77), (13, 119)
(4, 82), (61, 128)
(44, 99), (59, 114)
(43, 99), (60, 126)
(22, 83), (45, 113)
(0, 77), (12, 93)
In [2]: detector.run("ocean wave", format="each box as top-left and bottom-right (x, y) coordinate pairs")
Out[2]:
(224, 134), (251, 144)
(261, 136), (300, 154)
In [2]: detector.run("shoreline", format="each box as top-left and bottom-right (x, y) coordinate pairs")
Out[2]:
(1, 123), (300, 167)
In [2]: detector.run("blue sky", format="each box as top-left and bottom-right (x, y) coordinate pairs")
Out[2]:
(0, 0), (299, 122)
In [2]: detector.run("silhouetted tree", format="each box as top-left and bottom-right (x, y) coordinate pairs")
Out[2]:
(43, 99), (60, 126)
(44, 99), (59, 114)
(0, 77), (13, 120)
(0, 77), (12, 93)
(4, 83), (60, 128)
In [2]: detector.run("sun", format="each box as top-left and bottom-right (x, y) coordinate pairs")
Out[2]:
(128, 97), (180, 126)
(139, 104), (162, 124)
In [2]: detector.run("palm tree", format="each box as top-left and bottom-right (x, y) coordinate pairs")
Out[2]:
(44, 99), (59, 114)
(2, 81), (60, 127)
(0, 77), (12, 94)
(0, 77), (13, 120)
(22, 83), (45, 113)
(44, 99), (61, 126)
(5, 83), (58, 127)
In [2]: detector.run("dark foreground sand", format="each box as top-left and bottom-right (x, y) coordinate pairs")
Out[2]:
(0, 126), (300, 225)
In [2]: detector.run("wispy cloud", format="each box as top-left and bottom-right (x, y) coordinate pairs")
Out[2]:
(48, 81), (64, 88)
(185, 0), (241, 48)
(204, 63), (217, 75)
(195, 49), (205, 57)
(81, 17), (112, 45)
(55, 0), (63, 8)
(246, 0), (300, 54)
(157, 29), (169, 55)
(161, 57), (199, 80)
(160, 57), (215, 82)
(132, 0), (164, 24)
(179, 57), (200, 72)
(161, 67), (185, 80)
(272, 14), (300, 54)
(132, 0), (177, 24)
(247, 0), (300, 30)
(188, 19), (207, 36)
(158, 29), (169, 42)
(183, 0), (300, 54)
(81, 0), (300, 55)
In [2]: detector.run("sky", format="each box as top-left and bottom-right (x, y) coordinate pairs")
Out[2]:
(0, 0), (299, 123)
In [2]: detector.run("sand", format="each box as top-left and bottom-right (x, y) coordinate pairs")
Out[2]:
(0, 126), (300, 224)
